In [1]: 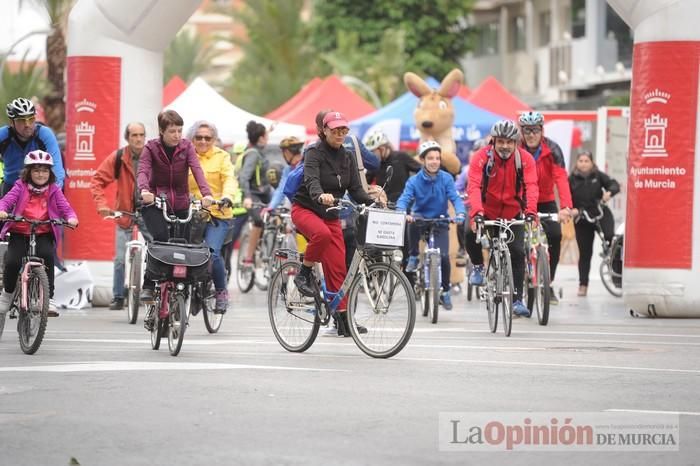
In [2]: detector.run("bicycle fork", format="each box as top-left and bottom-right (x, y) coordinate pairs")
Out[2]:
(20, 261), (45, 311)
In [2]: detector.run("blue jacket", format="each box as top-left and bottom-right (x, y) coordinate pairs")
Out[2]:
(396, 169), (466, 218)
(0, 124), (65, 188)
(268, 164), (292, 210)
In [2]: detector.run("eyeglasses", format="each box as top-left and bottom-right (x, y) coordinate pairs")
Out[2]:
(326, 127), (349, 137)
(522, 127), (542, 135)
(14, 116), (36, 125)
(194, 135), (213, 142)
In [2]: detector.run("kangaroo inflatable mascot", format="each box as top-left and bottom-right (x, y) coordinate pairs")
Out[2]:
(403, 69), (463, 175)
(403, 68), (465, 288)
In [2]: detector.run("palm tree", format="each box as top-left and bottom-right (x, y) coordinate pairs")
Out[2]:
(19, 0), (74, 133)
(224, 0), (315, 115)
(0, 52), (48, 125)
(164, 29), (221, 85)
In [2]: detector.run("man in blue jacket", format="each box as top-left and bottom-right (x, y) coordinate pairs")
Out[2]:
(396, 140), (466, 310)
(0, 98), (66, 195)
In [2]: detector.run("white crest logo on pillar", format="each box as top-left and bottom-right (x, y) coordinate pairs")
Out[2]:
(74, 99), (97, 161)
(642, 89), (670, 157)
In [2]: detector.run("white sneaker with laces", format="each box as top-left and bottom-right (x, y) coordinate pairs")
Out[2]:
(48, 299), (60, 317)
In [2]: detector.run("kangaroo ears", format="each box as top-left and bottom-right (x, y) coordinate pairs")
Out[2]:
(404, 72), (432, 97)
(438, 69), (464, 99)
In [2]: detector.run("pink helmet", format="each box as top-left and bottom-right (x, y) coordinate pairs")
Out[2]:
(24, 150), (54, 167)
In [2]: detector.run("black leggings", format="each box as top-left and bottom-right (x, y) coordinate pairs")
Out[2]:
(3, 233), (56, 297)
(465, 224), (525, 301)
(538, 201), (561, 281)
(575, 207), (614, 286)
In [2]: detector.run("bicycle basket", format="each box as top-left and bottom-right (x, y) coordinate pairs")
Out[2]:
(355, 208), (406, 250)
(146, 241), (211, 282)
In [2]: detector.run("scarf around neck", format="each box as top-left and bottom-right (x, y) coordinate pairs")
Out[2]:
(28, 181), (50, 195)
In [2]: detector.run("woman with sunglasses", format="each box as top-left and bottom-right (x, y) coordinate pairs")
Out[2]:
(187, 121), (239, 314)
(290, 111), (375, 337)
(137, 110), (213, 306)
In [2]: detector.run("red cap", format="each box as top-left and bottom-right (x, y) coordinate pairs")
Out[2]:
(322, 111), (349, 129)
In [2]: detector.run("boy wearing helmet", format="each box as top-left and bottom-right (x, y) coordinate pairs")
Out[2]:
(364, 130), (422, 203)
(518, 111), (573, 305)
(466, 120), (539, 317)
(0, 97), (66, 195)
(0, 151), (78, 321)
(396, 141), (466, 311)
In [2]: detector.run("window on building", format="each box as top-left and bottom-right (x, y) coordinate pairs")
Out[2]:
(539, 11), (551, 46)
(474, 22), (499, 56)
(606, 4), (633, 66)
(510, 16), (526, 51)
(572, 0), (586, 38)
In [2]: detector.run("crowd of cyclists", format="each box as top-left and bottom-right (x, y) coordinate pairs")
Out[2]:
(0, 95), (621, 338)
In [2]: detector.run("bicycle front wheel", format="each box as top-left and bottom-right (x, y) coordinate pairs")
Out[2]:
(201, 281), (223, 334)
(483, 257), (498, 333)
(600, 239), (623, 298)
(237, 232), (255, 293)
(500, 250), (514, 337)
(149, 303), (164, 350)
(127, 249), (142, 325)
(347, 262), (416, 358)
(535, 246), (551, 325)
(18, 267), (50, 354)
(254, 231), (275, 291)
(268, 261), (320, 352)
(168, 292), (188, 356)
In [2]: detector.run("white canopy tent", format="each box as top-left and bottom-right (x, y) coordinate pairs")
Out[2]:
(166, 78), (307, 145)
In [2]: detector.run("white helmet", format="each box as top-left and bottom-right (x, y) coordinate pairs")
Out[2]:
(363, 131), (390, 151)
(24, 150), (54, 167)
(490, 119), (520, 141)
(6, 97), (36, 119)
(418, 140), (441, 158)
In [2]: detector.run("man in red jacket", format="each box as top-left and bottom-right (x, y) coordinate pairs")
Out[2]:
(91, 122), (153, 310)
(466, 120), (539, 317)
(519, 111), (573, 305)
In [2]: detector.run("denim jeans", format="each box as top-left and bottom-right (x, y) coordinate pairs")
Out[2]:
(113, 217), (152, 299)
(205, 218), (233, 291)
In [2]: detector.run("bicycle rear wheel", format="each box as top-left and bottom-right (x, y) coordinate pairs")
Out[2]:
(429, 255), (440, 324)
(167, 292), (187, 356)
(500, 251), (514, 337)
(127, 249), (142, 325)
(237, 232), (255, 293)
(254, 232), (274, 291)
(18, 267), (49, 354)
(535, 246), (551, 325)
(268, 261), (320, 352)
(483, 257), (498, 333)
(149, 304), (163, 350)
(201, 281), (223, 334)
(347, 262), (416, 358)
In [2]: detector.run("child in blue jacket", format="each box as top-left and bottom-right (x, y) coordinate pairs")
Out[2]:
(396, 141), (466, 310)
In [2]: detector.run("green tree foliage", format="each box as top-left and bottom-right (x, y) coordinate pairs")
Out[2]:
(224, 0), (315, 115)
(310, 0), (474, 80)
(0, 53), (48, 125)
(164, 29), (221, 84)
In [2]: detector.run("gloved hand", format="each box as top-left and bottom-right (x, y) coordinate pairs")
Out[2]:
(525, 213), (537, 224)
(471, 214), (485, 232)
(219, 198), (233, 209)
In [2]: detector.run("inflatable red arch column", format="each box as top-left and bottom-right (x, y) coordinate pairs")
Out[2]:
(608, 0), (700, 316)
(63, 0), (200, 260)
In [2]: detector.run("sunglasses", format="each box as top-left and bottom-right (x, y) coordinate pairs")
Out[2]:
(14, 116), (36, 125)
(522, 127), (542, 135)
(194, 135), (213, 142)
(326, 127), (349, 137)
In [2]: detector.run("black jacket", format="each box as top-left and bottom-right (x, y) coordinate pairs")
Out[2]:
(367, 151), (423, 203)
(293, 139), (373, 219)
(568, 169), (620, 215)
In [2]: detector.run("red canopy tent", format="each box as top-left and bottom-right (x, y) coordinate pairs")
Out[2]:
(268, 76), (376, 134)
(468, 76), (531, 119)
(162, 75), (187, 107)
(266, 77), (323, 120)
(456, 84), (471, 99)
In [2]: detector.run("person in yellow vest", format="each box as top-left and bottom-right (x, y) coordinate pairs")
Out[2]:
(187, 121), (239, 314)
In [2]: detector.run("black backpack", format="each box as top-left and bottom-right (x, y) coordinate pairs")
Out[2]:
(480, 148), (526, 211)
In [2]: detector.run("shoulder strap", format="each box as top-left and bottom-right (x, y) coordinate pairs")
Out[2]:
(0, 136), (10, 157)
(514, 151), (526, 211)
(33, 123), (47, 151)
(348, 135), (369, 191)
(114, 149), (124, 180)
(480, 149), (494, 204)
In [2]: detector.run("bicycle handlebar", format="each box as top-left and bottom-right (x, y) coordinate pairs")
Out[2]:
(2, 216), (77, 230)
(153, 195), (202, 224)
(476, 218), (526, 243)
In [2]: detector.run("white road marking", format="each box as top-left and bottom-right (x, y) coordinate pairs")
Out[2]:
(606, 409), (700, 416)
(0, 361), (346, 373)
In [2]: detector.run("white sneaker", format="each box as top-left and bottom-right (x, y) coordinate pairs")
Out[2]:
(0, 292), (12, 314)
(48, 299), (60, 317)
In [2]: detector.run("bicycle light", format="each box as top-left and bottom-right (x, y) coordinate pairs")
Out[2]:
(173, 265), (187, 279)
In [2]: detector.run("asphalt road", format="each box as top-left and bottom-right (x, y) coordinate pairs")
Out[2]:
(1, 265), (698, 466)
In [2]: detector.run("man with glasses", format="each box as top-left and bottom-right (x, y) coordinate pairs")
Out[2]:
(90, 122), (153, 310)
(0, 97), (66, 196)
(518, 111), (573, 305)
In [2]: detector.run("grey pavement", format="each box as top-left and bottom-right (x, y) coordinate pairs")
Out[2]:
(1, 263), (698, 466)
